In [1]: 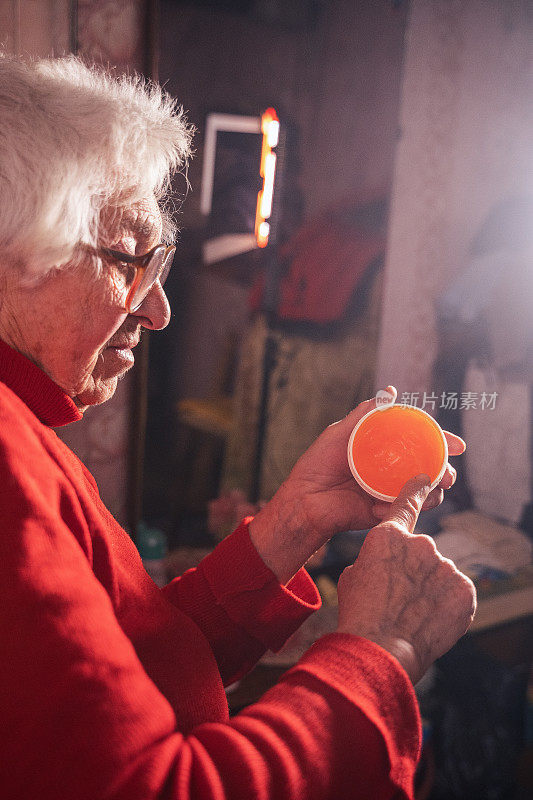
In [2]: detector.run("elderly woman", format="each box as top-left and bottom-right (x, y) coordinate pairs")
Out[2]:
(0, 54), (475, 800)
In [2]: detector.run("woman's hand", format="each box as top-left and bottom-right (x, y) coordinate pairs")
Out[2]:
(249, 386), (465, 584)
(336, 475), (476, 684)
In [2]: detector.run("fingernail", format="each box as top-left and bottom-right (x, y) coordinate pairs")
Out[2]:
(415, 473), (432, 494)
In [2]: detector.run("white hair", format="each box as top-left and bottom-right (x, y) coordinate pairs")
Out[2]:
(0, 53), (194, 279)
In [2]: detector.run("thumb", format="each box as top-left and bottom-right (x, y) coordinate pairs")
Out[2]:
(379, 474), (432, 533)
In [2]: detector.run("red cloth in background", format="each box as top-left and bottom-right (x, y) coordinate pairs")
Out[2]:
(250, 203), (385, 324)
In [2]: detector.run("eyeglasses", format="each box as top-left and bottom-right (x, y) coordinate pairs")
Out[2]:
(100, 244), (176, 313)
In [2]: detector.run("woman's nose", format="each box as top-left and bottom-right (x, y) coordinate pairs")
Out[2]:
(132, 280), (171, 330)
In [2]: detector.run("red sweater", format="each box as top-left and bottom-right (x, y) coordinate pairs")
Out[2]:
(0, 340), (421, 799)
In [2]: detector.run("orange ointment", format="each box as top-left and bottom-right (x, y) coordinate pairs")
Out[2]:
(348, 404), (447, 501)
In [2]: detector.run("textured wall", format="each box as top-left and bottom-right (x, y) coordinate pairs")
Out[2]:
(77, 0), (146, 70)
(158, 0), (408, 402)
(160, 0), (408, 225)
(297, 0), (408, 216)
(377, 0), (533, 395)
(0, 0), (70, 56)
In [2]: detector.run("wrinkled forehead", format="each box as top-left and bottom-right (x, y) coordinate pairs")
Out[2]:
(100, 196), (163, 250)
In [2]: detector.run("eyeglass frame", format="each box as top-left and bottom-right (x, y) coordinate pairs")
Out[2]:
(99, 243), (176, 313)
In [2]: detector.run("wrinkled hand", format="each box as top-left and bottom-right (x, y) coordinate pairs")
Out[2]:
(336, 475), (477, 683)
(287, 385), (462, 530)
(249, 386), (464, 584)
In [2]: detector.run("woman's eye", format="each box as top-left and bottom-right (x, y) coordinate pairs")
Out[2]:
(118, 262), (136, 284)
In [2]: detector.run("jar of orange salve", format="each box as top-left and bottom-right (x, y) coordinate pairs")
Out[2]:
(347, 403), (448, 502)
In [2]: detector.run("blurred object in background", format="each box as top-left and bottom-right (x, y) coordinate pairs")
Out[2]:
(136, 522), (169, 588)
(434, 510), (532, 583)
(166, 545), (214, 580)
(429, 637), (529, 800)
(249, 196), (386, 326)
(222, 195), (387, 501)
(435, 196), (533, 523)
(207, 489), (263, 541)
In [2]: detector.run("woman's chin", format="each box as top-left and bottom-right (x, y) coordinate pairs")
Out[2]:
(72, 349), (135, 408)
(73, 375), (119, 409)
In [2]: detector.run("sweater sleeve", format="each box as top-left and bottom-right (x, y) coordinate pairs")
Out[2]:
(194, 636), (421, 800)
(161, 519), (322, 684)
(0, 434), (421, 800)
(0, 500), (420, 800)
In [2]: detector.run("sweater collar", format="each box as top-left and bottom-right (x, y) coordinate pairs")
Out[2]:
(0, 339), (82, 427)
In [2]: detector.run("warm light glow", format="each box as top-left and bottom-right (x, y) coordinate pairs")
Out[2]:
(259, 134), (269, 177)
(255, 107), (279, 248)
(266, 120), (279, 148)
(260, 153), (276, 218)
(257, 221), (270, 248)
(261, 107), (279, 131)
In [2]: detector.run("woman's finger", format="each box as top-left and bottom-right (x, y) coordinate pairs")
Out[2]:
(438, 464), (457, 490)
(421, 487), (444, 511)
(443, 430), (466, 456)
(372, 480), (448, 520)
(372, 503), (389, 520)
(375, 474), (431, 533)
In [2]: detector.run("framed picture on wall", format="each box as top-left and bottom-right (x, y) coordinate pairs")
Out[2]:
(200, 112), (263, 264)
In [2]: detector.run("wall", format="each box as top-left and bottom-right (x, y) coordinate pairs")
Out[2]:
(161, 0), (407, 222)
(298, 0), (408, 216)
(0, 0), (69, 55)
(377, 0), (533, 395)
(157, 0), (408, 402)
